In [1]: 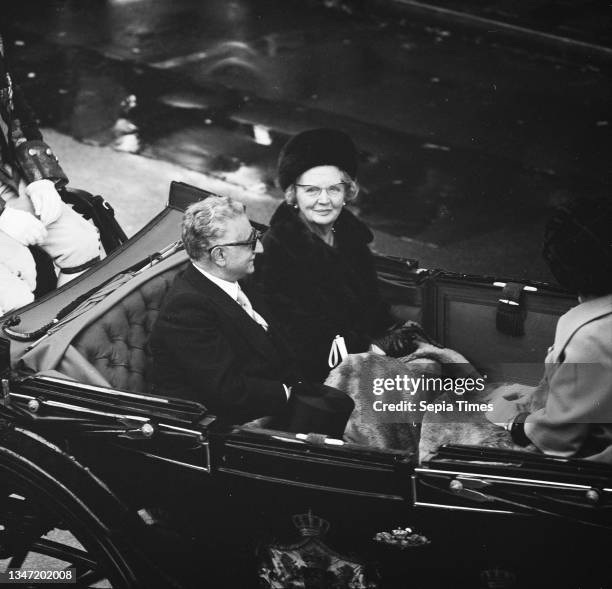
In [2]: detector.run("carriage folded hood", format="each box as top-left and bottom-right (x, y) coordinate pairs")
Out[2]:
(3, 183), (208, 368)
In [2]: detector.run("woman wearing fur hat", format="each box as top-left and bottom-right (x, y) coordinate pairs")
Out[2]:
(255, 128), (418, 383)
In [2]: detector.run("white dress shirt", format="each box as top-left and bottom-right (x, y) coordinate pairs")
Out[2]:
(192, 263), (240, 300)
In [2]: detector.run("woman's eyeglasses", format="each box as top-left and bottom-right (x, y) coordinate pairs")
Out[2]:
(295, 182), (346, 198)
(208, 228), (262, 253)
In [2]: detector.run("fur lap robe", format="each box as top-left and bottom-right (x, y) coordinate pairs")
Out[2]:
(418, 385), (538, 463)
(325, 344), (538, 461)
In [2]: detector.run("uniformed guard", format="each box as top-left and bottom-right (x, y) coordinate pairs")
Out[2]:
(0, 34), (101, 315)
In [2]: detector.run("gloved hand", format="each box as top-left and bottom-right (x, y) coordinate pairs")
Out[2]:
(0, 208), (47, 246)
(0, 240), (37, 291)
(407, 343), (482, 379)
(0, 263), (35, 316)
(25, 179), (64, 226)
(373, 328), (418, 357)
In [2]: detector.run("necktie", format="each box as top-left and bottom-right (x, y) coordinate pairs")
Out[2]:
(236, 286), (269, 331)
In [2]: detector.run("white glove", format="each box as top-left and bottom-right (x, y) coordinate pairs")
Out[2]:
(25, 179), (64, 226)
(0, 263), (35, 316)
(0, 208), (48, 246)
(0, 243), (37, 291)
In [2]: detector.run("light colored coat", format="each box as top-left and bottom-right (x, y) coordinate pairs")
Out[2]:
(525, 294), (612, 460)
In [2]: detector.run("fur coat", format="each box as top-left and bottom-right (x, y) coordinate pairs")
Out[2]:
(325, 345), (531, 461)
(255, 202), (395, 382)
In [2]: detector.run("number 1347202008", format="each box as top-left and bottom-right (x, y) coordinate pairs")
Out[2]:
(0, 569), (76, 584)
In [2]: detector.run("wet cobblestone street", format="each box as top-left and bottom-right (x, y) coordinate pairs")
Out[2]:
(3, 0), (611, 281)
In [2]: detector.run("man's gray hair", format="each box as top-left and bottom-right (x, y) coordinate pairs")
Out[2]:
(182, 196), (246, 260)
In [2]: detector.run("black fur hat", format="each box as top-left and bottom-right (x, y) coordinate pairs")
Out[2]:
(543, 198), (612, 296)
(277, 128), (358, 191)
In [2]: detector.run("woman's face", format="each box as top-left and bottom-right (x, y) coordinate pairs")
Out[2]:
(293, 166), (347, 232)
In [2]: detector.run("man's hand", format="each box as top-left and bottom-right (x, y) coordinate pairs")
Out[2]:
(26, 179), (64, 226)
(0, 207), (47, 245)
(485, 396), (521, 428)
(500, 384), (535, 413)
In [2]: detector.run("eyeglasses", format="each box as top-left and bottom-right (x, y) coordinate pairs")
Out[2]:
(295, 182), (347, 198)
(208, 228), (262, 253)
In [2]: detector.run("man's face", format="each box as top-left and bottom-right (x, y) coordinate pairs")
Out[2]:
(214, 214), (263, 281)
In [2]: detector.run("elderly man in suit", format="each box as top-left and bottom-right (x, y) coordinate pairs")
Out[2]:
(150, 195), (353, 431)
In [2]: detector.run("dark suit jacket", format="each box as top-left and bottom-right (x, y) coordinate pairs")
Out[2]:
(149, 264), (301, 424)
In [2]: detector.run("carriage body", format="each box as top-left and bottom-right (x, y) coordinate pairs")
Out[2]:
(1, 182), (610, 588)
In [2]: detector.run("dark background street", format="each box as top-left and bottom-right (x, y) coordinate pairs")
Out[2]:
(3, 0), (611, 282)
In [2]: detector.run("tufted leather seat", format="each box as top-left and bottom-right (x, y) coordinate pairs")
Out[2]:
(71, 266), (182, 394)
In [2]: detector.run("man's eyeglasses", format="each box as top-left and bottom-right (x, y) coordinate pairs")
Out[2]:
(208, 228), (262, 253)
(295, 182), (346, 198)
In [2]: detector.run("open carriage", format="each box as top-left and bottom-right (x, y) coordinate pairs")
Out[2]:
(1, 182), (610, 588)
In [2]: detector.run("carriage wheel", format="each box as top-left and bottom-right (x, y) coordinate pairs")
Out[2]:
(0, 422), (162, 588)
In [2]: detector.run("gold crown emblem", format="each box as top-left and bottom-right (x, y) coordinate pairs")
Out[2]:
(292, 510), (330, 538)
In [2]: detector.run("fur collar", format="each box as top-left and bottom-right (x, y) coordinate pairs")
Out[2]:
(267, 202), (373, 259)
